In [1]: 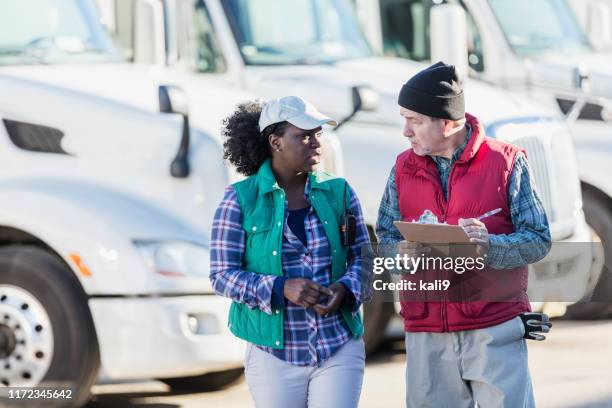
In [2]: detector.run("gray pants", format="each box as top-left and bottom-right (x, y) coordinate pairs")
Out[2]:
(244, 338), (365, 408)
(405, 316), (535, 408)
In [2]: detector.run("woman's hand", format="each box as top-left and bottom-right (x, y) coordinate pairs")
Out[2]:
(284, 278), (333, 308)
(313, 282), (346, 317)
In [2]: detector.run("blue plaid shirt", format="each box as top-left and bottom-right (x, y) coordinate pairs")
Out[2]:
(210, 178), (369, 366)
(376, 125), (551, 268)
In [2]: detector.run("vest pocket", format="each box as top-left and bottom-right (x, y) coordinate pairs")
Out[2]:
(243, 219), (272, 250)
(400, 302), (428, 320)
(459, 301), (488, 318)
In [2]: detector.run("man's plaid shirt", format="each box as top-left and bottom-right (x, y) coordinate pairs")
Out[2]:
(376, 125), (551, 268)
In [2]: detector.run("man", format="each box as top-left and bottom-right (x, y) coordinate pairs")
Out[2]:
(376, 61), (552, 407)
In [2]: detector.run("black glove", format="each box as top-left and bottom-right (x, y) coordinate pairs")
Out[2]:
(519, 313), (552, 341)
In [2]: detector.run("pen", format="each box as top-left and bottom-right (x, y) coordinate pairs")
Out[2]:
(476, 208), (502, 221)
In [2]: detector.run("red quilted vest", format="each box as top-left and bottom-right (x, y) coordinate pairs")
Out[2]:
(396, 113), (531, 332)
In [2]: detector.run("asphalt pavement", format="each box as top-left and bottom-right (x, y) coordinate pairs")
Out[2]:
(87, 318), (612, 408)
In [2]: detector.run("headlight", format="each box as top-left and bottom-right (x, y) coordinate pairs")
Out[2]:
(133, 240), (210, 278)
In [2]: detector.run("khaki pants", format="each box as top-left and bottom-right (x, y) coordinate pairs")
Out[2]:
(405, 316), (535, 408)
(245, 338), (365, 408)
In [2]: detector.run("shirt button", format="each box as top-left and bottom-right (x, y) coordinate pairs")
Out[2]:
(252, 226), (257, 232)
(333, 249), (337, 253)
(275, 310), (280, 314)
(278, 221), (282, 226)
(324, 220), (328, 224)
(275, 340), (280, 346)
(272, 250), (277, 256)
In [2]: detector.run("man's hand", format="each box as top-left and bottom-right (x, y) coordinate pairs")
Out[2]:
(313, 282), (346, 317)
(284, 278), (333, 308)
(459, 218), (490, 256)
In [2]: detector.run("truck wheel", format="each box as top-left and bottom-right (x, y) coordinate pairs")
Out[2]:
(363, 284), (395, 355)
(565, 189), (612, 319)
(161, 368), (244, 392)
(564, 265), (612, 319)
(362, 226), (395, 355)
(363, 292), (395, 355)
(0, 246), (99, 407)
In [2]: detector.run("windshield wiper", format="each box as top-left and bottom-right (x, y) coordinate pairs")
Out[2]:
(0, 48), (49, 64)
(293, 56), (323, 65)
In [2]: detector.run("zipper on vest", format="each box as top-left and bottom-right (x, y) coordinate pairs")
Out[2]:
(440, 163), (459, 331)
(441, 163), (458, 223)
(441, 291), (448, 332)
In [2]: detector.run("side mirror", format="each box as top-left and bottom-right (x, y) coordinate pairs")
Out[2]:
(159, 85), (191, 178)
(95, 0), (117, 33)
(430, 4), (468, 82)
(336, 85), (380, 130)
(586, 0), (612, 51)
(600, 99), (612, 121)
(565, 65), (593, 124)
(133, 0), (166, 64)
(353, 86), (380, 112)
(573, 64), (591, 93)
(159, 85), (189, 116)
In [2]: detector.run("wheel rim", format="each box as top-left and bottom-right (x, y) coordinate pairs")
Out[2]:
(0, 285), (54, 387)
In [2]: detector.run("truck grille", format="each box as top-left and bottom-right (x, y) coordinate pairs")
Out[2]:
(490, 119), (581, 239)
(512, 135), (556, 222)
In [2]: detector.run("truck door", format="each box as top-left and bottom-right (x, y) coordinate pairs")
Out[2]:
(376, 0), (484, 73)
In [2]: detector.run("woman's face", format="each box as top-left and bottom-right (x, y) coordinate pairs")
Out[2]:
(272, 124), (323, 173)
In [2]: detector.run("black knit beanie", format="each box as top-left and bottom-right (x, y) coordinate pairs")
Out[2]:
(398, 61), (465, 120)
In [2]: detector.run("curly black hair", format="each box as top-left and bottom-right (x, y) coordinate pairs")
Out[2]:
(221, 100), (291, 176)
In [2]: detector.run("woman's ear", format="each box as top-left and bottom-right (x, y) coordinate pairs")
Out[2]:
(269, 134), (282, 153)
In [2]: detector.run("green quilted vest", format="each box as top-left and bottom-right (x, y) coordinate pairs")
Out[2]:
(228, 159), (364, 348)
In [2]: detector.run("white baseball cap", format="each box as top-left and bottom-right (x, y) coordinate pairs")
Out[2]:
(258, 96), (337, 132)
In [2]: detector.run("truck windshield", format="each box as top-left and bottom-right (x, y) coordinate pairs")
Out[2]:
(489, 0), (592, 55)
(220, 0), (371, 65)
(0, 0), (119, 65)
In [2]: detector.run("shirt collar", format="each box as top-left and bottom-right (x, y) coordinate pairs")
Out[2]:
(256, 158), (330, 198)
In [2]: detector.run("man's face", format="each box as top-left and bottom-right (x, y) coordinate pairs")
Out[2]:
(400, 107), (446, 156)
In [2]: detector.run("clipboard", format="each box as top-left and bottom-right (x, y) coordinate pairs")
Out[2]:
(393, 221), (471, 244)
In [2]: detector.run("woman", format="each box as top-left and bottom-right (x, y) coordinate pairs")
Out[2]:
(210, 96), (370, 408)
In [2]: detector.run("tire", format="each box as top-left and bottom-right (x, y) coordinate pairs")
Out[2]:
(362, 226), (395, 355)
(161, 367), (244, 392)
(0, 246), (100, 407)
(564, 265), (612, 319)
(565, 188), (612, 319)
(363, 279), (395, 355)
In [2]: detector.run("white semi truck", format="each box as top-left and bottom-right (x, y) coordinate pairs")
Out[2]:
(0, 0), (345, 404)
(353, 0), (612, 318)
(99, 0), (598, 344)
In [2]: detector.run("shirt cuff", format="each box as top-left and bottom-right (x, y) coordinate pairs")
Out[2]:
(271, 276), (286, 310)
(340, 282), (356, 307)
(254, 275), (276, 315)
(338, 279), (361, 316)
(485, 235), (507, 269)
